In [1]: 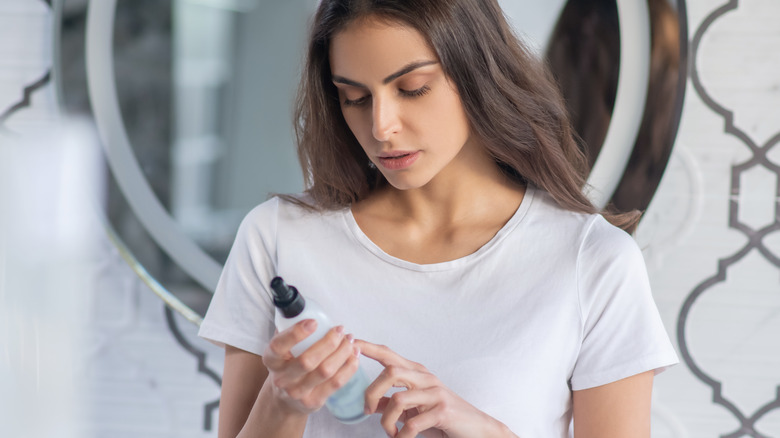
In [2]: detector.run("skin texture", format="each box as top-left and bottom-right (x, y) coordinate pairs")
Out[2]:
(218, 345), (269, 438)
(217, 17), (655, 438)
(572, 370), (654, 438)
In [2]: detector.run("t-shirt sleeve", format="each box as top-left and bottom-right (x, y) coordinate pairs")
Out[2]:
(569, 216), (678, 391)
(197, 198), (279, 356)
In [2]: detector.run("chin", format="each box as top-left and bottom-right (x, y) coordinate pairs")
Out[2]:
(382, 174), (431, 191)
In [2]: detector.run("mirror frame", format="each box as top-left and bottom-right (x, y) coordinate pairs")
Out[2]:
(54, 0), (688, 325)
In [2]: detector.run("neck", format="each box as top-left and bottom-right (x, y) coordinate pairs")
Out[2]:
(374, 142), (525, 228)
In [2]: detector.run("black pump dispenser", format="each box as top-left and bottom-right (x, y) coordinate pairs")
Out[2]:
(271, 276), (306, 318)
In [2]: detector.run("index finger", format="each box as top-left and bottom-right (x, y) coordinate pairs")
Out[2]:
(263, 319), (317, 367)
(354, 340), (423, 371)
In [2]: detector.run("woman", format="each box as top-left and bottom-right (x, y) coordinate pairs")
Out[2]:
(198, 0), (678, 437)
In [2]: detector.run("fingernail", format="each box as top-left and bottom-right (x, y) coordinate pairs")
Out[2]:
(335, 325), (344, 335)
(346, 334), (354, 343)
(354, 347), (361, 357)
(303, 320), (316, 332)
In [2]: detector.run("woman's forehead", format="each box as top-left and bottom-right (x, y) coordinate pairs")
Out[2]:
(329, 18), (437, 81)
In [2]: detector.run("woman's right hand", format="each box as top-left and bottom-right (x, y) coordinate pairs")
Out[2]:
(261, 319), (361, 415)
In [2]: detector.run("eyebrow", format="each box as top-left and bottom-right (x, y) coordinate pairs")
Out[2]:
(332, 60), (438, 88)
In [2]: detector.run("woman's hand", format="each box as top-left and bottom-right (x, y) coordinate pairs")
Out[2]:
(261, 320), (361, 416)
(356, 340), (515, 438)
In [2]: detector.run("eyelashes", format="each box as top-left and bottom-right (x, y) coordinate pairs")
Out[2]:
(400, 85), (431, 98)
(342, 85), (431, 107)
(342, 96), (368, 107)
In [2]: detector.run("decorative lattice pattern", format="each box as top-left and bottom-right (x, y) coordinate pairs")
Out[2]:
(677, 1), (780, 437)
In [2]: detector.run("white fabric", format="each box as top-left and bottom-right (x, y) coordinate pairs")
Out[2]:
(198, 185), (678, 437)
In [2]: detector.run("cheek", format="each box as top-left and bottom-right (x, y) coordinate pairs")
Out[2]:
(342, 110), (372, 145)
(446, 95), (472, 140)
(423, 94), (471, 144)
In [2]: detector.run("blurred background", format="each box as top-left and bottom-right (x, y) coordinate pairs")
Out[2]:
(0, 0), (778, 436)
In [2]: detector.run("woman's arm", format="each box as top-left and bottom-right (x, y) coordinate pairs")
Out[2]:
(220, 346), (308, 438)
(572, 371), (654, 438)
(219, 345), (268, 437)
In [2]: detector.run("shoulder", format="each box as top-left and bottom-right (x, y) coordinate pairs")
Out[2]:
(526, 189), (623, 247)
(534, 188), (634, 242)
(574, 213), (650, 312)
(240, 194), (332, 227)
(233, 196), (298, 246)
(237, 194), (349, 244)
(524, 188), (640, 269)
(233, 197), (282, 247)
(581, 214), (638, 257)
(241, 196), (281, 226)
(578, 215), (643, 275)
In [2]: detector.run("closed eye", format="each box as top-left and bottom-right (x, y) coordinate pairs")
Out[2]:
(342, 95), (369, 107)
(342, 85), (431, 107)
(399, 85), (430, 98)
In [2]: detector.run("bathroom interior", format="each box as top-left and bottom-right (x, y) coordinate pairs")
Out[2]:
(1, 0), (779, 436)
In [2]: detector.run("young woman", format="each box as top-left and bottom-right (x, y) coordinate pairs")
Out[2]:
(198, 1), (678, 437)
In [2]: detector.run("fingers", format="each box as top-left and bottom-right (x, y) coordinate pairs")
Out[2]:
(355, 343), (447, 437)
(289, 333), (356, 394)
(364, 363), (439, 415)
(355, 340), (423, 369)
(262, 323), (363, 415)
(289, 348), (362, 412)
(308, 344), (362, 401)
(263, 319), (317, 369)
(271, 325), (346, 390)
(380, 388), (447, 438)
(380, 390), (422, 436)
(356, 342), (480, 438)
(394, 405), (443, 438)
(293, 325), (345, 373)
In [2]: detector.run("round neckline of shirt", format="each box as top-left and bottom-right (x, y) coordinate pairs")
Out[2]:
(341, 185), (536, 272)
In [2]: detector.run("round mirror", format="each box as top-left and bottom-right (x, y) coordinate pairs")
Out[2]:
(54, 0), (687, 323)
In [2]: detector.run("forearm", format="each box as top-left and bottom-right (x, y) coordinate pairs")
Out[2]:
(237, 380), (308, 438)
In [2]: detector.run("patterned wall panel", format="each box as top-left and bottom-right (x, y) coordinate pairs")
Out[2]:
(0, 0), (52, 132)
(676, 1), (780, 436)
(641, 0), (780, 437)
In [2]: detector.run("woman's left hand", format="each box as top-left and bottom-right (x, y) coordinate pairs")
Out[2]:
(355, 340), (514, 438)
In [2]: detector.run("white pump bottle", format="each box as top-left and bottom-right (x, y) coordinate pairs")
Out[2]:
(270, 276), (369, 424)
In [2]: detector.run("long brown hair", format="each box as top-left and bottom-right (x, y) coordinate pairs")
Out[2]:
(292, 0), (639, 231)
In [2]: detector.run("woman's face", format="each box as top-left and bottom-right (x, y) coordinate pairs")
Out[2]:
(329, 17), (478, 191)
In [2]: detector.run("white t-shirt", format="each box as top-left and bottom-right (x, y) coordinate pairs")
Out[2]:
(198, 185), (678, 437)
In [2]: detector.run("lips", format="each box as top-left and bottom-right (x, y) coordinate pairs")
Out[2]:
(377, 151), (420, 170)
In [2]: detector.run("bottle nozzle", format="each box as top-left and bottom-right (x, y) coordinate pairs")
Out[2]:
(271, 276), (294, 301)
(270, 276), (305, 317)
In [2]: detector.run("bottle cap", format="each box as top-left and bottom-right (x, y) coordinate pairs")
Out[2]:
(270, 276), (306, 318)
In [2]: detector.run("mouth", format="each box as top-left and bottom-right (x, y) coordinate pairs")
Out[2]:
(376, 151), (420, 170)
(378, 150), (416, 158)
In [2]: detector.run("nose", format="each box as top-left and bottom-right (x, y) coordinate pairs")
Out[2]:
(371, 95), (401, 142)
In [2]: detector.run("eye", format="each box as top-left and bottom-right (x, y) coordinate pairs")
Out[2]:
(342, 95), (369, 107)
(399, 85), (431, 98)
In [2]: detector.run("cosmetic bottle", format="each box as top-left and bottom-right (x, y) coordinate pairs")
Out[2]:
(270, 276), (369, 424)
